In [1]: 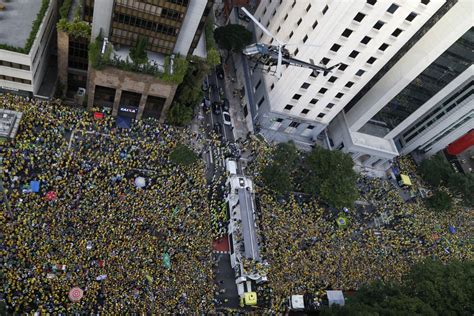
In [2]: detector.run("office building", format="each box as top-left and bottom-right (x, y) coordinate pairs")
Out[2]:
(328, 1), (472, 170)
(0, 0), (58, 98)
(57, 0), (212, 121)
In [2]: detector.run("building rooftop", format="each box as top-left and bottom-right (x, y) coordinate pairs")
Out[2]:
(0, 0), (43, 48)
(0, 109), (23, 139)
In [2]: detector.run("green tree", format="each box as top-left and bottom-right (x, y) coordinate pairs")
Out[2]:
(427, 190), (453, 212)
(206, 48), (221, 67)
(273, 141), (299, 167)
(419, 153), (453, 187)
(169, 144), (198, 166)
(129, 37), (148, 64)
(300, 147), (358, 208)
(403, 260), (474, 315)
(447, 172), (474, 207)
(213, 24), (252, 52)
(261, 164), (292, 195)
(166, 102), (193, 126)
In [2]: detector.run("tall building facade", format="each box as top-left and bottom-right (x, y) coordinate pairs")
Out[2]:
(0, 0), (58, 98)
(57, 0), (212, 121)
(328, 1), (472, 169)
(240, 0), (448, 149)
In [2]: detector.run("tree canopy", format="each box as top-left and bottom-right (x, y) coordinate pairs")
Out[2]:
(321, 260), (474, 315)
(261, 141), (299, 195)
(419, 153), (453, 187)
(427, 189), (453, 212)
(166, 102), (193, 126)
(213, 24), (253, 52)
(169, 144), (198, 166)
(300, 147), (358, 209)
(129, 37), (148, 64)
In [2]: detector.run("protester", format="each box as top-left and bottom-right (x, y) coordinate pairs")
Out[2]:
(1, 95), (216, 314)
(245, 138), (473, 312)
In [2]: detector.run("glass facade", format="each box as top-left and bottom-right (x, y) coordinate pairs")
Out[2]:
(364, 27), (474, 135)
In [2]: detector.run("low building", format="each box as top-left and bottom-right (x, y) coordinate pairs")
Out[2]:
(0, 109), (23, 140)
(0, 0), (58, 98)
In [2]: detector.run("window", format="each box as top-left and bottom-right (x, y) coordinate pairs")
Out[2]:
(342, 28), (353, 38)
(289, 31), (294, 38)
(322, 5), (329, 15)
(271, 83), (275, 90)
(306, 4), (311, 12)
(284, 13), (288, 21)
(335, 92), (344, 99)
(263, 7), (267, 15)
(387, 3), (399, 14)
(297, 18), (302, 26)
(255, 80), (262, 91)
(303, 35), (308, 43)
(294, 48), (299, 55)
(319, 88), (328, 94)
(284, 104), (293, 111)
(330, 44), (341, 52)
(292, 94), (302, 100)
(373, 20), (385, 30)
(326, 103), (335, 109)
(310, 98), (318, 104)
(277, 26), (281, 33)
(289, 121), (300, 128)
(317, 113), (326, 119)
(392, 28), (403, 37)
(320, 57), (330, 65)
(421, 0), (430, 4)
(310, 72), (319, 78)
(328, 76), (338, 83)
(355, 69), (366, 76)
(338, 63), (348, 71)
(361, 36), (372, 44)
(406, 12), (417, 22)
(301, 109), (310, 115)
(291, 0), (296, 8)
(312, 20), (318, 29)
(301, 82), (311, 89)
(272, 9), (276, 16)
(367, 56), (377, 64)
(349, 50), (360, 58)
(379, 43), (389, 51)
(257, 97), (265, 107)
(243, 105), (248, 117)
(354, 12), (366, 22)
(345, 81), (354, 88)
(367, 0), (377, 5)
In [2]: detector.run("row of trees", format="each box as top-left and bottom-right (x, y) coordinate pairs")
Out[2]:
(419, 153), (474, 210)
(262, 142), (359, 209)
(321, 260), (474, 315)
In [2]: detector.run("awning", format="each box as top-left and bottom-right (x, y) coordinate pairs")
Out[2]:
(116, 116), (131, 129)
(400, 174), (412, 186)
(30, 180), (40, 193)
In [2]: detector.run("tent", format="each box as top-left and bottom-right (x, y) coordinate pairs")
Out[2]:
(327, 290), (345, 306)
(116, 116), (131, 129)
(30, 180), (40, 193)
(134, 177), (146, 188)
(162, 253), (171, 269)
(93, 112), (104, 120)
(400, 174), (412, 186)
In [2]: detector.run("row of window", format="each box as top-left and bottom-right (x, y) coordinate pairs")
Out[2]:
(0, 75), (32, 85)
(1, 60), (30, 71)
(113, 13), (178, 36)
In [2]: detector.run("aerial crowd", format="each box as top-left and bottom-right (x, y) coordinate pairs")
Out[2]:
(1, 95), (472, 314)
(246, 139), (473, 312)
(1, 95), (216, 314)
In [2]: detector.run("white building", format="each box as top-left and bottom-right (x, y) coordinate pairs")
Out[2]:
(0, 0), (58, 98)
(328, 0), (473, 170)
(238, 0), (448, 149)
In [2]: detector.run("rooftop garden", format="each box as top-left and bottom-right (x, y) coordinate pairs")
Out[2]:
(88, 34), (188, 85)
(56, 0), (91, 39)
(0, 0), (50, 54)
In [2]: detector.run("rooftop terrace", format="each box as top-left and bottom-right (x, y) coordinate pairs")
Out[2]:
(0, 0), (43, 48)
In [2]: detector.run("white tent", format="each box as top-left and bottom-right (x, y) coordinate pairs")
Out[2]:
(327, 290), (345, 306)
(290, 295), (305, 310)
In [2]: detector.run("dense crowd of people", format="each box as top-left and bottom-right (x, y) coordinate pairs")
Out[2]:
(246, 138), (473, 312)
(1, 95), (216, 314)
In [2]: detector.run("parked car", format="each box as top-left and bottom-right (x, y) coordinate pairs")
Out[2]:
(221, 98), (230, 111)
(201, 98), (210, 111)
(212, 102), (221, 115)
(222, 111), (232, 126)
(213, 122), (222, 135)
